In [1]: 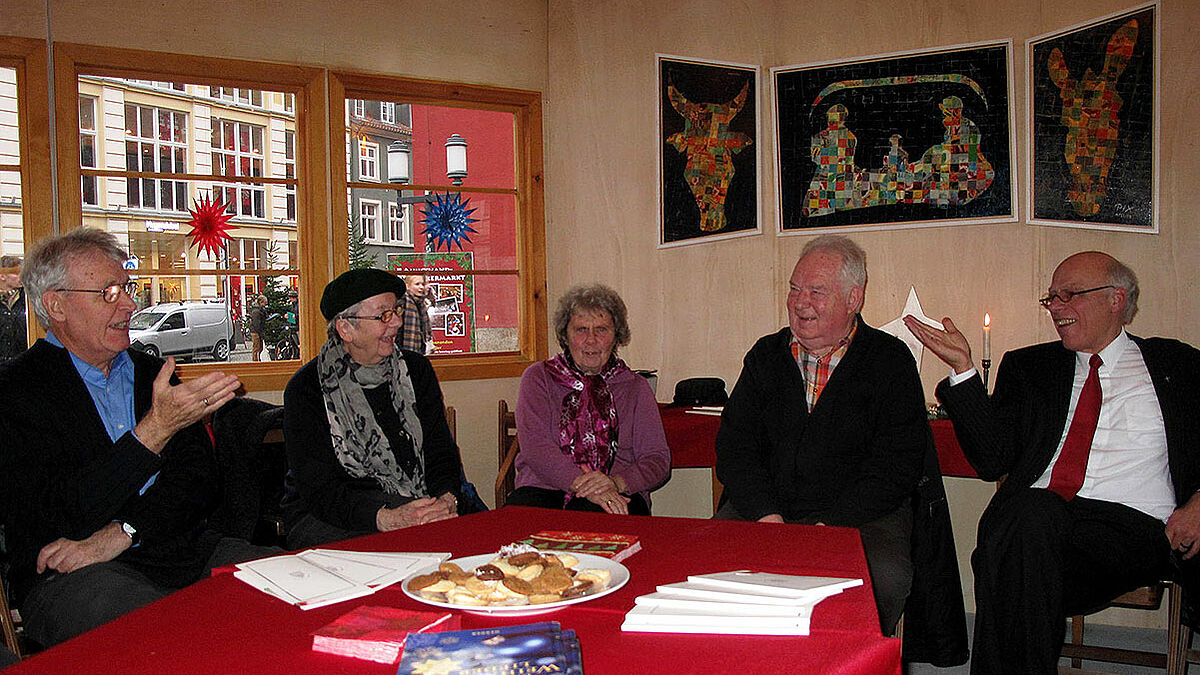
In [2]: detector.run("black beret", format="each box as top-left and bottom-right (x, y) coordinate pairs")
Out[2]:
(320, 268), (406, 320)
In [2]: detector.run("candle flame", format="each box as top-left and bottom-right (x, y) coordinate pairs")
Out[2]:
(984, 312), (992, 328)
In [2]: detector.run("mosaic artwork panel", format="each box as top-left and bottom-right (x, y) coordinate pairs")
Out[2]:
(659, 57), (759, 246)
(1030, 5), (1155, 229)
(776, 43), (1013, 230)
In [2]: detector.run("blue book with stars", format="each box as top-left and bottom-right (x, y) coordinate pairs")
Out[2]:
(396, 621), (582, 674)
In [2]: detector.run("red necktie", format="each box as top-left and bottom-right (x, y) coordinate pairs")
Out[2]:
(1048, 354), (1103, 500)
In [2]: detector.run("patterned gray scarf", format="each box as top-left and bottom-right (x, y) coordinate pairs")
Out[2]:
(317, 338), (426, 496)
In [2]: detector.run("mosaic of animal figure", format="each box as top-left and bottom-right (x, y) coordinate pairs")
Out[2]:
(666, 82), (752, 232)
(1047, 19), (1139, 217)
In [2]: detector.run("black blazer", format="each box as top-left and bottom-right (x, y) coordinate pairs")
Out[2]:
(0, 340), (219, 603)
(936, 335), (1200, 505)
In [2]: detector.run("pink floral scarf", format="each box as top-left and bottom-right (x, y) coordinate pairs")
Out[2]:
(543, 352), (627, 473)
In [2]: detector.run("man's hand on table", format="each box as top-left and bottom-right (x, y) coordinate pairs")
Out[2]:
(135, 357), (241, 453)
(1166, 493), (1200, 560)
(37, 521), (130, 574)
(758, 513), (785, 523)
(377, 494), (458, 531)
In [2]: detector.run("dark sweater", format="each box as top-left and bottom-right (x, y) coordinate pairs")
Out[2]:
(281, 349), (462, 532)
(715, 319), (927, 525)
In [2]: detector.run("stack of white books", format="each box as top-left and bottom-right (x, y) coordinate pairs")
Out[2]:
(621, 570), (862, 635)
(233, 549), (450, 610)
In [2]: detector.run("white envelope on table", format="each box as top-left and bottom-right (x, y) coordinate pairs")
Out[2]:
(234, 555), (373, 610)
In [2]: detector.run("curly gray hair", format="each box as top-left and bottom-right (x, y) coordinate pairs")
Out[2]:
(22, 227), (129, 329)
(553, 283), (631, 353)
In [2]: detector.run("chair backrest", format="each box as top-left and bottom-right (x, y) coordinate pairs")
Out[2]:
(0, 552), (20, 659)
(210, 397), (288, 545)
(495, 400), (519, 508)
(445, 405), (457, 441)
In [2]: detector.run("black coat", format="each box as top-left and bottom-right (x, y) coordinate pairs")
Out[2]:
(937, 335), (1200, 628)
(0, 340), (219, 604)
(716, 320), (968, 665)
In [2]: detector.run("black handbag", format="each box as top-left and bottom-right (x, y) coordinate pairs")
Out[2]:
(671, 377), (728, 406)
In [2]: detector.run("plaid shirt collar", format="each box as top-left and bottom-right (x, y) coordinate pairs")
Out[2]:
(790, 319), (858, 412)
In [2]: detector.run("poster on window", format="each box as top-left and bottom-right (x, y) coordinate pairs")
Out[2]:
(387, 252), (476, 354)
(773, 41), (1016, 233)
(1027, 3), (1157, 232)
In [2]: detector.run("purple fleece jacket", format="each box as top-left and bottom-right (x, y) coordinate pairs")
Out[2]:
(514, 359), (670, 504)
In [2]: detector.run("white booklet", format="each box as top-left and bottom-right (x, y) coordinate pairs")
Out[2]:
(622, 604), (810, 635)
(234, 550), (450, 610)
(634, 592), (814, 616)
(654, 581), (814, 606)
(686, 571), (862, 601)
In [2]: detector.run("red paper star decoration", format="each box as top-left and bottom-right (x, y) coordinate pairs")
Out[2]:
(186, 194), (237, 259)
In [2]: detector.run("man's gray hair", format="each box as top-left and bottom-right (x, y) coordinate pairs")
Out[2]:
(800, 234), (868, 295)
(552, 283), (631, 353)
(1106, 256), (1140, 324)
(22, 227), (128, 328)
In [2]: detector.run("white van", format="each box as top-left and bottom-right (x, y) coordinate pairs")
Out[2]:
(129, 300), (234, 362)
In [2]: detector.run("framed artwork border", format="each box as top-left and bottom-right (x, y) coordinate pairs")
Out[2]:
(771, 40), (1017, 235)
(657, 54), (762, 249)
(1026, 2), (1159, 233)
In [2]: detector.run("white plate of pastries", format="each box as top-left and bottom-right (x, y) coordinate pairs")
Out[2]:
(401, 545), (630, 616)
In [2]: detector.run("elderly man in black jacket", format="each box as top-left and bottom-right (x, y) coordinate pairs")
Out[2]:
(716, 235), (932, 638)
(906, 251), (1200, 673)
(0, 228), (267, 647)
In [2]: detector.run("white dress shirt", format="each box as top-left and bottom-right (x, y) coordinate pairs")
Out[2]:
(952, 331), (1176, 522)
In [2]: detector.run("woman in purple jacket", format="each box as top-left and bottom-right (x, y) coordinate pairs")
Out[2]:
(508, 284), (670, 515)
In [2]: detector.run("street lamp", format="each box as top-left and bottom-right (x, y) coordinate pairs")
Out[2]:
(445, 134), (468, 186)
(387, 139), (411, 185)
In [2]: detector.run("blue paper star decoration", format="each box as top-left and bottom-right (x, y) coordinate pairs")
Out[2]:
(421, 192), (479, 252)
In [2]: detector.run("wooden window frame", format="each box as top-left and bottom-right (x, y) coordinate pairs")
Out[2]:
(53, 43), (329, 392)
(329, 71), (547, 381)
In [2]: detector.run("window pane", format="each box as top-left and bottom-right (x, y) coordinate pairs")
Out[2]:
(75, 74), (301, 340)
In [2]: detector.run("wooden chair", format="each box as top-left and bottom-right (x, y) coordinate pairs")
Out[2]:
(1060, 582), (1175, 672)
(1, 564), (21, 660)
(494, 400), (519, 508)
(444, 405), (457, 441)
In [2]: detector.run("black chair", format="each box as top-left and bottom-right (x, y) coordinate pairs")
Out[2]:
(209, 397), (289, 547)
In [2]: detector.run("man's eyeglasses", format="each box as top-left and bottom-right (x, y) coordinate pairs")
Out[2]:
(1038, 285), (1115, 308)
(57, 281), (139, 304)
(343, 304), (404, 323)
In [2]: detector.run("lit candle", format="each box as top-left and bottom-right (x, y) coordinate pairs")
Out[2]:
(983, 313), (992, 360)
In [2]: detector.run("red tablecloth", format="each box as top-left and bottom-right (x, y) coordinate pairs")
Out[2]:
(659, 404), (720, 469)
(931, 419), (978, 478)
(8, 508), (900, 674)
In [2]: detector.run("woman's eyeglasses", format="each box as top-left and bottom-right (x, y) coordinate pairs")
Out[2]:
(57, 281), (139, 304)
(344, 304), (404, 323)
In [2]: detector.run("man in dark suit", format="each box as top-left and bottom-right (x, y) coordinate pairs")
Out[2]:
(905, 251), (1200, 673)
(0, 228), (252, 647)
(715, 235), (929, 636)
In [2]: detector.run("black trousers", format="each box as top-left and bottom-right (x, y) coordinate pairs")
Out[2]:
(505, 486), (650, 516)
(21, 536), (280, 648)
(970, 489), (1172, 674)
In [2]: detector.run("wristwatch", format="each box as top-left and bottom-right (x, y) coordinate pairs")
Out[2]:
(119, 521), (140, 547)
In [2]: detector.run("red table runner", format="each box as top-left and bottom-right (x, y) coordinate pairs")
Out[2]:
(8, 508), (900, 674)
